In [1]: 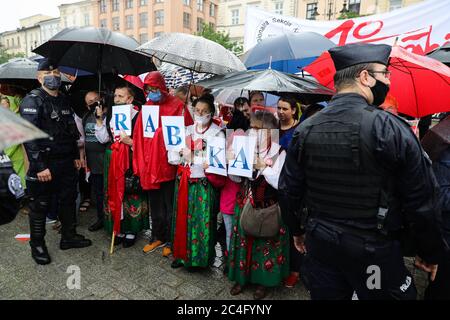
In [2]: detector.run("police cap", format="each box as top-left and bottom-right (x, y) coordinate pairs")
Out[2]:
(37, 58), (59, 71)
(329, 43), (391, 71)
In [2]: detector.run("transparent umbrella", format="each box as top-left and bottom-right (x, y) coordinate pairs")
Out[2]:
(0, 107), (48, 151)
(137, 33), (246, 75)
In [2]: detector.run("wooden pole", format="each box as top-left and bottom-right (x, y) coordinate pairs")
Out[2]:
(110, 231), (115, 255)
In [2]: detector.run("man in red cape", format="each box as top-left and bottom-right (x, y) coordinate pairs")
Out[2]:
(134, 71), (193, 256)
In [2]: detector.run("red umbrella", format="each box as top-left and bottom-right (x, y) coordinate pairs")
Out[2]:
(122, 74), (144, 90)
(304, 46), (450, 118)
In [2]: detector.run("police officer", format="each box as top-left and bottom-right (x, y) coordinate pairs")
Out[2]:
(0, 152), (24, 225)
(279, 43), (445, 300)
(20, 59), (92, 265)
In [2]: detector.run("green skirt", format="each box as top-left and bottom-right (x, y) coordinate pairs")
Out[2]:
(103, 148), (149, 234)
(172, 177), (218, 268)
(227, 202), (290, 287)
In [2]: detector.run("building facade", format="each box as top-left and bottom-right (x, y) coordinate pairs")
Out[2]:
(217, 0), (299, 43)
(217, 0), (425, 45)
(92, 0), (218, 44)
(59, 0), (95, 28)
(1, 15), (53, 57)
(39, 18), (61, 44)
(297, 0), (424, 21)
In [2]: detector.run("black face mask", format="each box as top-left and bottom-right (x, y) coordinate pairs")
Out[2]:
(369, 77), (390, 106)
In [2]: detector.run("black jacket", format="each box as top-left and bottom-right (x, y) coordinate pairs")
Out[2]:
(19, 88), (79, 176)
(279, 93), (444, 264)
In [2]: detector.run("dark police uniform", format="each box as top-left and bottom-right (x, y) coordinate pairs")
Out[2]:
(20, 59), (91, 265)
(279, 44), (444, 300)
(421, 115), (450, 300)
(0, 152), (24, 225)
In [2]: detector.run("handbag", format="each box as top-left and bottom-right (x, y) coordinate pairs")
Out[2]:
(239, 187), (281, 238)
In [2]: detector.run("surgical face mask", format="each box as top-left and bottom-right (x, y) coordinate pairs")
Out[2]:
(368, 76), (390, 106)
(147, 89), (161, 102)
(194, 113), (211, 126)
(43, 75), (61, 91)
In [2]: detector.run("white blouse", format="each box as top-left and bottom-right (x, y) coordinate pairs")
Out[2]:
(168, 122), (225, 179)
(252, 142), (286, 190)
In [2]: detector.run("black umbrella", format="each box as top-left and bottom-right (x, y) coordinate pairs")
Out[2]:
(0, 58), (70, 93)
(427, 43), (450, 66)
(33, 27), (156, 97)
(196, 68), (335, 96)
(68, 74), (146, 118)
(33, 27), (156, 75)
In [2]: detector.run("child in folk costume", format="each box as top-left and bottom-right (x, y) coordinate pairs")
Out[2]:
(169, 95), (225, 269)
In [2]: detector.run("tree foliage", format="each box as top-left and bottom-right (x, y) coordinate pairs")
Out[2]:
(196, 23), (243, 55)
(338, 11), (363, 20)
(0, 47), (25, 65)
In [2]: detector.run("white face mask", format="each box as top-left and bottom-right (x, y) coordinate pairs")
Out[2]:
(194, 113), (212, 126)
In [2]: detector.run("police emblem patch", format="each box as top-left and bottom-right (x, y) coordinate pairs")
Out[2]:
(8, 174), (25, 199)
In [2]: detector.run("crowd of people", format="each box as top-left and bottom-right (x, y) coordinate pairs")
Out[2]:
(0, 42), (448, 300)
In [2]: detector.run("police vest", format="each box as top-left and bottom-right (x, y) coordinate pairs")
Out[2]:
(298, 105), (397, 223)
(30, 89), (80, 156)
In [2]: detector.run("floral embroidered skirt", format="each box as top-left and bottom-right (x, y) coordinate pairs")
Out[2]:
(103, 148), (149, 235)
(172, 177), (218, 268)
(227, 200), (290, 287)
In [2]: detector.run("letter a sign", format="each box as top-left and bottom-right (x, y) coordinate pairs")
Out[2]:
(142, 105), (159, 138)
(112, 105), (132, 136)
(161, 116), (186, 152)
(228, 135), (256, 178)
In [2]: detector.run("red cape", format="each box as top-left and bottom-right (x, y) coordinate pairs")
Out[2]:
(133, 71), (193, 190)
(107, 141), (130, 234)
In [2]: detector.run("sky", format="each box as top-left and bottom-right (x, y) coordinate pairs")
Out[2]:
(0, 0), (78, 32)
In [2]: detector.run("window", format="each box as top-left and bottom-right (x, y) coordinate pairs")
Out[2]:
(389, 0), (402, 11)
(100, 0), (107, 13)
(183, 12), (191, 28)
(126, 0), (133, 9)
(84, 14), (90, 26)
(140, 0), (148, 5)
(274, 2), (283, 15)
(17, 37), (20, 46)
(100, 19), (107, 27)
(348, 0), (361, 14)
(154, 31), (163, 38)
(197, 0), (203, 11)
(209, 3), (216, 17)
(139, 12), (148, 27)
(231, 9), (239, 25)
(64, 17), (68, 27)
(139, 33), (148, 44)
(183, 0), (190, 6)
(112, 17), (120, 30)
(209, 22), (215, 29)
(155, 0), (163, 3)
(126, 15), (134, 29)
(197, 18), (204, 32)
(155, 10), (164, 25)
(112, 0), (119, 11)
(306, 3), (318, 20)
(7, 39), (9, 47)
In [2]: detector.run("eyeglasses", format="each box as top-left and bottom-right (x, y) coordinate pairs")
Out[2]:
(367, 70), (391, 80)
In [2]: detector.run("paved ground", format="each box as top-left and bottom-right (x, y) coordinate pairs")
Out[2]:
(0, 209), (428, 300)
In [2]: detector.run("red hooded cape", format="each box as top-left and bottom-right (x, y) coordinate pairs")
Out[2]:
(133, 71), (194, 190)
